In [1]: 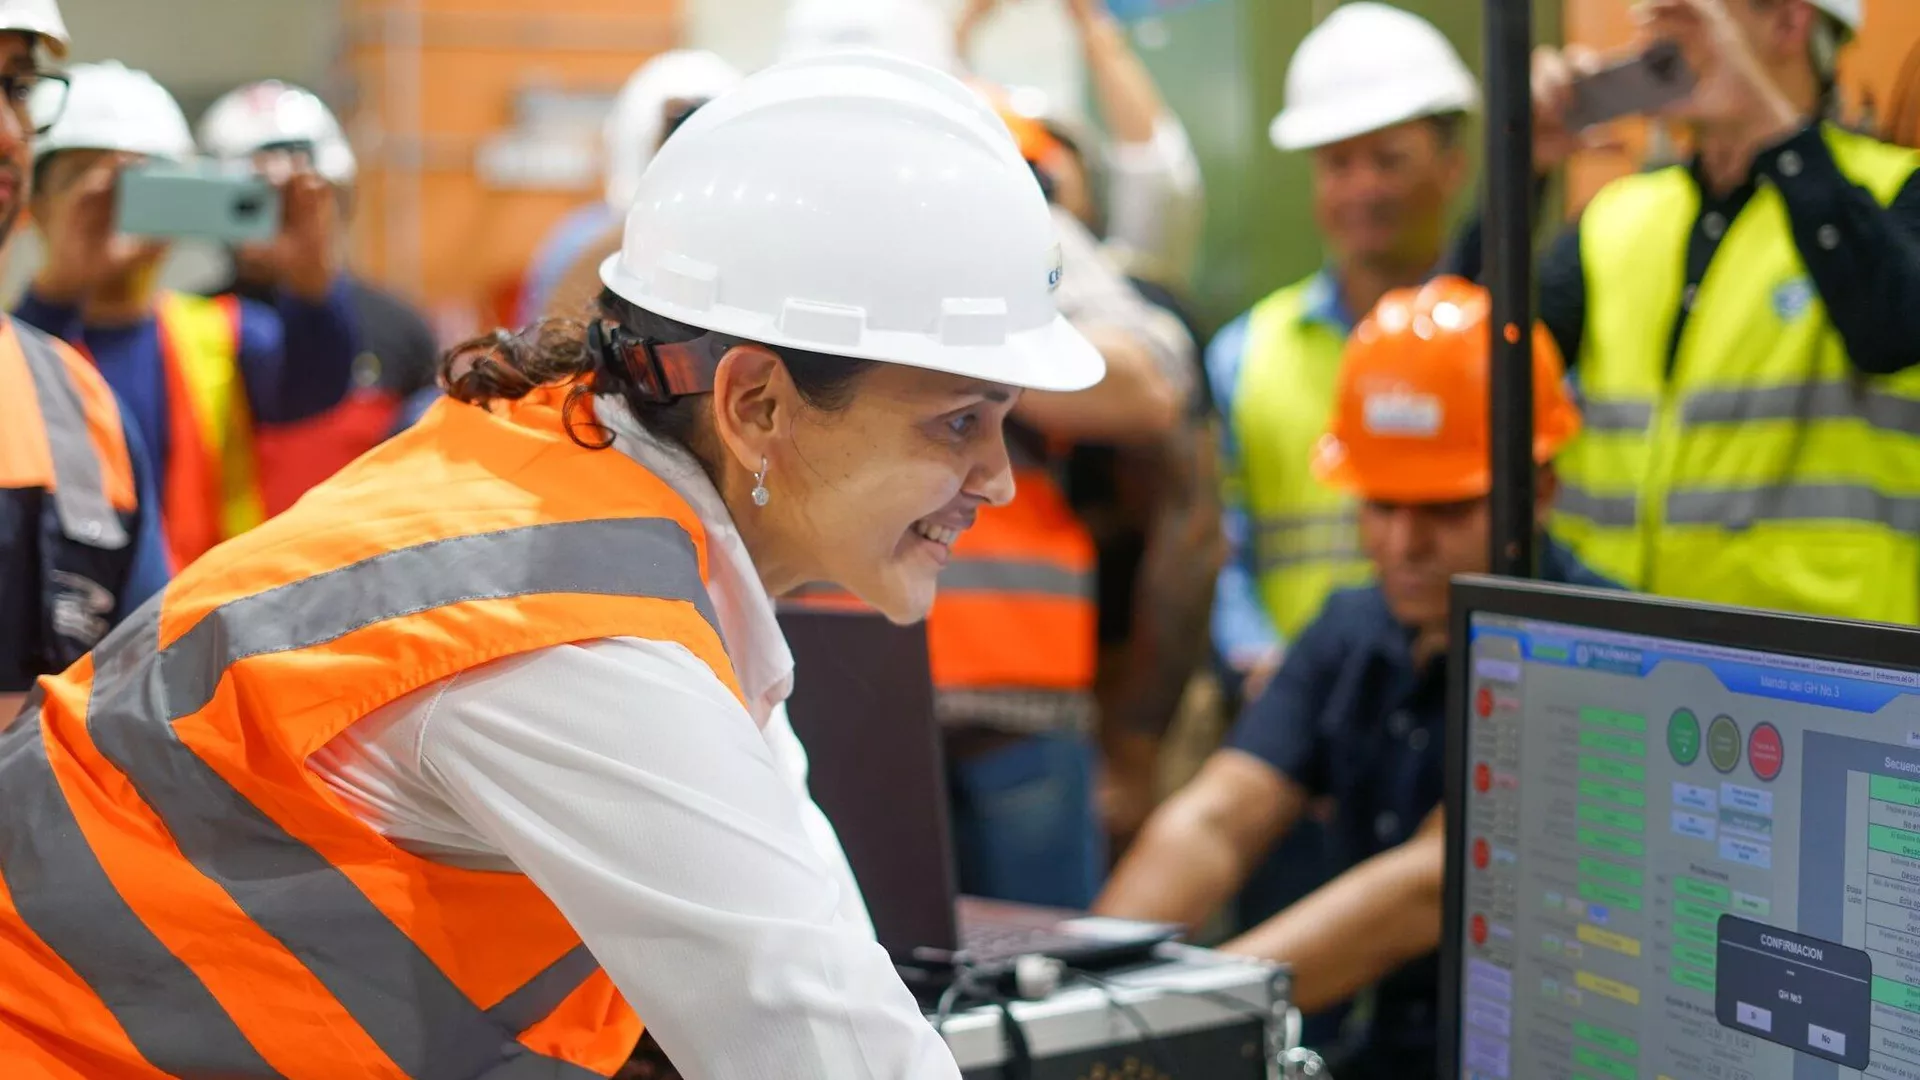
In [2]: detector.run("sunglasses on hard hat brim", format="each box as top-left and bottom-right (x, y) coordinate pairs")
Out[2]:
(589, 314), (862, 406)
(589, 320), (729, 405)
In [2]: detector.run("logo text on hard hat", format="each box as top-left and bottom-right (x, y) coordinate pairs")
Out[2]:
(1047, 244), (1063, 293)
(1363, 390), (1443, 438)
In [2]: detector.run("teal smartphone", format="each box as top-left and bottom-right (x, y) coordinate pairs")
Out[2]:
(114, 161), (281, 245)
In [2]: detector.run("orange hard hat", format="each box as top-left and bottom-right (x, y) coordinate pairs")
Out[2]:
(973, 80), (1075, 174)
(1312, 275), (1582, 504)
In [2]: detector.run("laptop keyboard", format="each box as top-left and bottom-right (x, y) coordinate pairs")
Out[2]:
(957, 921), (1093, 964)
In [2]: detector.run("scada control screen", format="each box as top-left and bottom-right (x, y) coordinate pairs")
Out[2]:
(1459, 613), (1920, 1080)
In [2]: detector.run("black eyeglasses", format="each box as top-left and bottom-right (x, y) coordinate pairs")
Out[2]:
(8, 70), (69, 136)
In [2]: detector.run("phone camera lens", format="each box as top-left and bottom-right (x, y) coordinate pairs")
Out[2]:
(234, 196), (263, 218)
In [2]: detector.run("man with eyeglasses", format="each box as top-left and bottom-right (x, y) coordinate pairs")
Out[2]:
(0, 0), (171, 722)
(14, 61), (360, 570)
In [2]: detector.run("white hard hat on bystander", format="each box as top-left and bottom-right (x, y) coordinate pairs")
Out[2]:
(199, 80), (357, 186)
(1269, 2), (1478, 152)
(0, 0), (66, 57)
(36, 61), (192, 163)
(602, 50), (743, 212)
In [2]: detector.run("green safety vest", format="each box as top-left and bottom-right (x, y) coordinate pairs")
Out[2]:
(1553, 124), (1920, 624)
(1231, 277), (1373, 642)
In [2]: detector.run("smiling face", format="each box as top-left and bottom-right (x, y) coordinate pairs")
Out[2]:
(1310, 117), (1465, 273)
(753, 361), (1019, 624)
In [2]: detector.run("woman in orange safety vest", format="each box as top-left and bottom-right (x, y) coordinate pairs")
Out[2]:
(0, 52), (1104, 1079)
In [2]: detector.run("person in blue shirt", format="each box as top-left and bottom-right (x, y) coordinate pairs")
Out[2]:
(14, 61), (358, 566)
(1098, 279), (1611, 1080)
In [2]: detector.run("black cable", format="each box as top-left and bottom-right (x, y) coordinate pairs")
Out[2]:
(992, 998), (1035, 1080)
(931, 979), (967, 1036)
(927, 964), (1036, 1079)
(936, 959), (1290, 1079)
(1066, 964), (1309, 1077)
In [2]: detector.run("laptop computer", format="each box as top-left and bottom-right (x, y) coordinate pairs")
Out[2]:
(776, 605), (1180, 983)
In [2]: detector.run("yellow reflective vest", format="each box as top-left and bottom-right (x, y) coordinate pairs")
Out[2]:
(156, 291), (266, 566)
(1553, 125), (1920, 624)
(1229, 277), (1372, 642)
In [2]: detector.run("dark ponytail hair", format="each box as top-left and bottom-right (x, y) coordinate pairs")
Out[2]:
(439, 291), (877, 469)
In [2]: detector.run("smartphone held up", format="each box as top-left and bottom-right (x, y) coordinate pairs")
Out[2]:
(1564, 39), (1698, 131)
(113, 159), (281, 246)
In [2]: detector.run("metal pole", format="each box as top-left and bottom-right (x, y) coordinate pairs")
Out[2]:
(1484, 0), (1536, 578)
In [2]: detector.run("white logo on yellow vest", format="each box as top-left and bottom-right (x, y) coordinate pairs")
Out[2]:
(1363, 389), (1443, 438)
(1772, 276), (1816, 323)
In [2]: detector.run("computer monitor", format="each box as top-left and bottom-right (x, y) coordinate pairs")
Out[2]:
(1442, 577), (1920, 1080)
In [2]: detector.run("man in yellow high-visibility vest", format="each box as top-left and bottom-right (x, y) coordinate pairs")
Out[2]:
(1209, 3), (1477, 699)
(1532, 0), (1920, 623)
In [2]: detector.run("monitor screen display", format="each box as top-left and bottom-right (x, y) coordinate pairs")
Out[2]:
(1456, 605), (1920, 1080)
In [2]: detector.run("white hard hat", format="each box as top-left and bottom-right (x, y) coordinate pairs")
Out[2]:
(1269, 2), (1478, 151)
(1807, 0), (1862, 31)
(602, 50), (742, 211)
(36, 61), (193, 164)
(199, 80), (357, 185)
(600, 50), (1103, 394)
(779, 0), (957, 72)
(0, 0), (68, 58)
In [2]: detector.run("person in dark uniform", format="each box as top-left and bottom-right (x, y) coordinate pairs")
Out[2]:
(198, 79), (440, 514)
(1097, 278), (1613, 1080)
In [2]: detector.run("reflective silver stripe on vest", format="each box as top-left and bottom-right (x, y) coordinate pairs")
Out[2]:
(485, 943), (602, 1033)
(0, 704), (279, 1076)
(1252, 509), (1361, 574)
(1254, 543), (1364, 574)
(1574, 399), (1655, 433)
(940, 558), (1091, 600)
(1253, 508), (1357, 534)
(1555, 485), (1641, 528)
(1666, 484), (1920, 533)
(16, 322), (130, 550)
(479, 1051), (613, 1079)
(1681, 382), (1920, 433)
(2, 517), (710, 1078)
(935, 687), (1098, 735)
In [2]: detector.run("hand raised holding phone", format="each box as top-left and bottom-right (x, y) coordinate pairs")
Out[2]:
(31, 153), (167, 305)
(1532, 0), (1806, 177)
(260, 170), (340, 302)
(111, 160), (341, 301)
(1633, 0), (1800, 142)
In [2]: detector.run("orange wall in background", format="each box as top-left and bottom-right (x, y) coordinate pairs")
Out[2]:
(1562, 0), (1920, 211)
(344, 0), (681, 336)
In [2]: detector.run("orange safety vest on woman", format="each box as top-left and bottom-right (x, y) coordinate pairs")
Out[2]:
(0, 386), (741, 1078)
(155, 292), (268, 568)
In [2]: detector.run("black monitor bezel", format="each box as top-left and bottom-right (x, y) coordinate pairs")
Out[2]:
(1439, 574), (1920, 1080)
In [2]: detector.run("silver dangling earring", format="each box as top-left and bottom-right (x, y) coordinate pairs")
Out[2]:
(751, 457), (770, 507)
